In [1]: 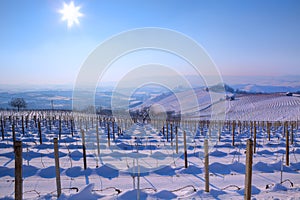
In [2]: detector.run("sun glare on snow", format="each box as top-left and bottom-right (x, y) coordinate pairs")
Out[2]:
(59, 1), (83, 28)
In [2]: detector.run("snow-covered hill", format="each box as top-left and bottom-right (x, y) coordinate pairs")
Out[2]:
(132, 90), (300, 121)
(2, 84), (300, 122)
(232, 84), (300, 93)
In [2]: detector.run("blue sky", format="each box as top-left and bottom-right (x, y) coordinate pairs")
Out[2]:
(0, 0), (299, 87)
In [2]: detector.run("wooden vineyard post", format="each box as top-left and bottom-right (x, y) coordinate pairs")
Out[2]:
(204, 139), (209, 192)
(54, 138), (62, 197)
(170, 123), (173, 146)
(267, 122), (271, 141)
(34, 115), (37, 128)
(107, 122), (110, 147)
(59, 117), (62, 140)
(15, 141), (22, 200)
(244, 139), (253, 200)
(208, 123), (211, 137)
(232, 121), (235, 146)
(38, 119), (42, 144)
(166, 121), (169, 142)
(184, 131), (188, 168)
(65, 116), (69, 127)
(48, 117), (51, 131)
(218, 121), (221, 142)
(121, 119), (124, 134)
(1, 118), (4, 140)
(1, 116), (4, 140)
(117, 119), (120, 136)
(286, 124), (289, 166)
(96, 124), (100, 156)
(284, 121), (287, 134)
(81, 130), (87, 170)
(206, 121), (209, 137)
(70, 119), (74, 137)
(253, 121), (257, 153)
(85, 119), (88, 132)
(176, 125), (178, 154)
(291, 122), (294, 145)
(275, 121), (278, 134)
(112, 121), (115, 141)
(12, 123), (16, 144)
(200, 121), (204, 135)
(137, 160), (140, 200)
(118, 126), (121, 136)
(26, 115), (29, 129)
(22, 116), (25, 135)
(250, 121), (253, 138)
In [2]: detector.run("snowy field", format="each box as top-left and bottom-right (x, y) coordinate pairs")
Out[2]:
(0, 93), (300, 199)
(136, 91), (300, 121)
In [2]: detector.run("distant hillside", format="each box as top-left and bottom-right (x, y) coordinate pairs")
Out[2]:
(208, 83), (235, 93)
(232, 84), (300, 93)
(207, 82), (300, 94)
(2, 82), (300, 111)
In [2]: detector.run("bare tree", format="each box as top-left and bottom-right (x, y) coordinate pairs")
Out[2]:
(9, 98), (27, 111)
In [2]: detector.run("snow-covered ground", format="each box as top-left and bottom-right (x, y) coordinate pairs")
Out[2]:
(0, 107), (299, 199)
(136, 91), (300, 121)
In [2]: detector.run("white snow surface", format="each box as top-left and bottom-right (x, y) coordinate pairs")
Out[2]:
(0, 93), (300, 200)
(135, 91), (300, 121)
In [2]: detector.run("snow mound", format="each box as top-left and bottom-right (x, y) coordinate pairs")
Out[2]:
(151, 190), (177, 199)
(271, 183), (288, 192)
(210, 162), (231, 175)
(238, 185), (261, 195)
(58, 184), (99, 200)
(118, 189), (148, 200)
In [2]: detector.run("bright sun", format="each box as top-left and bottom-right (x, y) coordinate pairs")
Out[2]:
(59, 1), (83, 28)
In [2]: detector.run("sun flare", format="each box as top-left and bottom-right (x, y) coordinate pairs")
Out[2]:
(59, 1), (83, 28)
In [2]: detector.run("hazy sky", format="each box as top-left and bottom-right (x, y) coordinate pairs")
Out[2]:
(0, 0), (299, 87)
